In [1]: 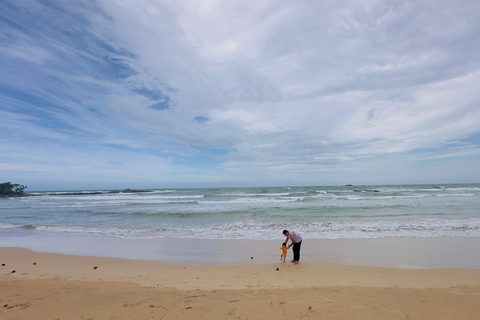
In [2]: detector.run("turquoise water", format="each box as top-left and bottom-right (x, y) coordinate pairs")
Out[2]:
(1, 184), (479, 240)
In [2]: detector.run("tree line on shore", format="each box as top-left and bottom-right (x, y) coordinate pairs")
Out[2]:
(0, 182), (27, 197)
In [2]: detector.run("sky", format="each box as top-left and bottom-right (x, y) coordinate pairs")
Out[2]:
(1, 0), (480, 191)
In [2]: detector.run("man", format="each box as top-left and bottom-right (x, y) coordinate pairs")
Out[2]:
(283, 229), (302, 264)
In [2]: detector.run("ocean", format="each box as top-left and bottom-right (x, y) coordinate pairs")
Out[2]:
(1, 184), (479, 241)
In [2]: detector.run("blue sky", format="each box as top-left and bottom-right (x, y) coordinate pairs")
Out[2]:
(1, 0), (479, 191)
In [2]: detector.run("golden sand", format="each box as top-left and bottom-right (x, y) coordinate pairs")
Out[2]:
(1, 247), (480, 319)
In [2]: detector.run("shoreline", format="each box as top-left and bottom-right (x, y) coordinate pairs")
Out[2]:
(1, 231), (480, 268)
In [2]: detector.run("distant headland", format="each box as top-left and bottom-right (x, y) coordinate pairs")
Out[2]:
(0, 182), (27, 198)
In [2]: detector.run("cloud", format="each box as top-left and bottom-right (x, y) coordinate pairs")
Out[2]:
(1, 0), (480, 189)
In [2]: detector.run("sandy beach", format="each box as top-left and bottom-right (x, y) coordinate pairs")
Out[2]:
(2, 246), (480, 320)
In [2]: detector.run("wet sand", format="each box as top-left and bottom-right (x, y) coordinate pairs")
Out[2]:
(2, 232), (480, 268)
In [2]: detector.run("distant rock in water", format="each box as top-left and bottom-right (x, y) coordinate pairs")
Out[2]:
(110, 188), (151, 194)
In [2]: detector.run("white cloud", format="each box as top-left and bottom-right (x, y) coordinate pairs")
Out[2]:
(1, 0), (480, 189)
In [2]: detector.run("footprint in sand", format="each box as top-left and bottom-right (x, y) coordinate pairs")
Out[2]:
(391, 309), (408, 318)
(349, 305), (367, 309)
(287, 300), (305, 304)
(322, 298), (336, 303)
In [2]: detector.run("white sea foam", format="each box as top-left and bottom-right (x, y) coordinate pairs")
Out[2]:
(2, 184), (479, 241)
(0, 223), (18, 230)
(5, 218), (480, 240)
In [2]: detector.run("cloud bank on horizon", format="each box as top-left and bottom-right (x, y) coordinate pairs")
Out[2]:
(1, 0), (479, 190)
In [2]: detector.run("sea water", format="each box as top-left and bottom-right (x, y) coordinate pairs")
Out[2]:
(1, 184), (479, 240)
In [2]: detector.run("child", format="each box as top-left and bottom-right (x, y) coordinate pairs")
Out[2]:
(280, 242), (291, 263)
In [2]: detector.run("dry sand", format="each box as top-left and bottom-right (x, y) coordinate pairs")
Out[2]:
(1, 247), (480, 319)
